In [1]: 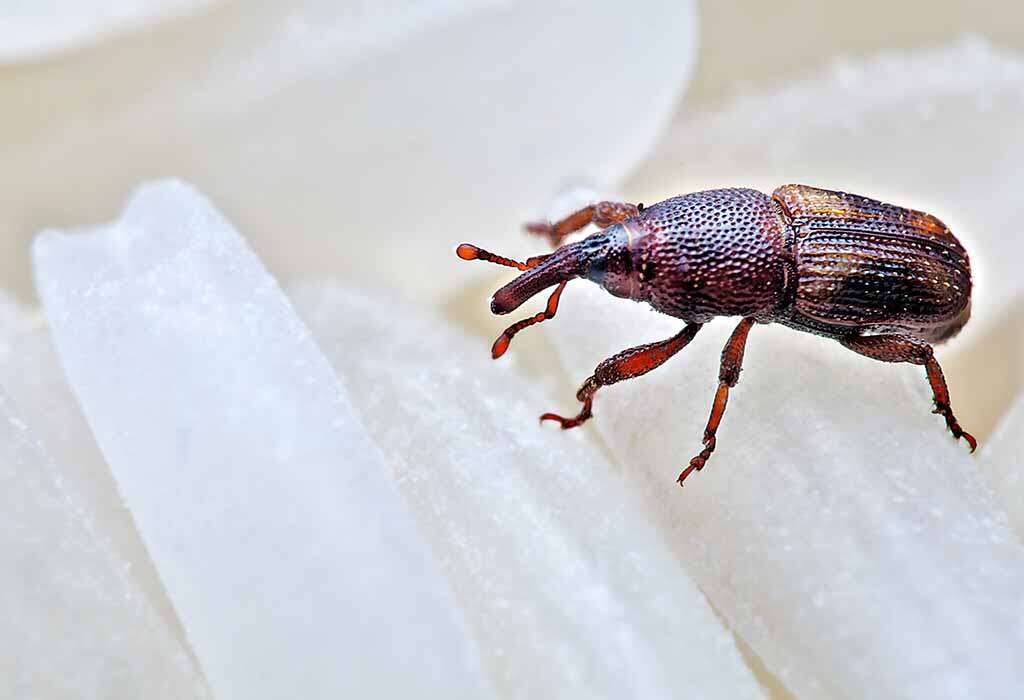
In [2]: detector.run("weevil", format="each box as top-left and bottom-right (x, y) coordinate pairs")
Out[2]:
(456, 185), (976, 485)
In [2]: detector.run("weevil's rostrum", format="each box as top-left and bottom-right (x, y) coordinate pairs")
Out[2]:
(457, 184), (976, 486)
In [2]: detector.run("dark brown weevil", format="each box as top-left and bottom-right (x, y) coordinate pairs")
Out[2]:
(456, 185), (976, 485)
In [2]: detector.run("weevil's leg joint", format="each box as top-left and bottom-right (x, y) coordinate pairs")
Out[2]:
(680, 318), (755, 487)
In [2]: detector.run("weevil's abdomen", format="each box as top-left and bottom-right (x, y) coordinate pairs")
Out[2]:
(775, 184), (972, 343)
(632, 188), (789, 321)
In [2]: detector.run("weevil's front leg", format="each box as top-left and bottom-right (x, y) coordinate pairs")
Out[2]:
(541, 323), (702, 429)
(678, 318), (756, 486)
(840, 334), (977, 452)
(526, 201), (640, 247)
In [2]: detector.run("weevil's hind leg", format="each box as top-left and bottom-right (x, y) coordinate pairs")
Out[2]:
(525, 201), (640, 248)
(541, 323), (702, 429)
(840, 334), (977, 452)
(678, 318), (756, 486)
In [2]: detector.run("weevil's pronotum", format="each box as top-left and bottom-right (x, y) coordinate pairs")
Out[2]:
(457, 185), (976, 485)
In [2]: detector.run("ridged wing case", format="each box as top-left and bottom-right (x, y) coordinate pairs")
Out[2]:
(773, 184), (971, 342)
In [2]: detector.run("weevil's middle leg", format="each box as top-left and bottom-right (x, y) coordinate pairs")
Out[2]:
(541, 323), (702, 429)
(840, 334), (977, 451)
(525, 201), (640, 247)
(678, 318), (756, 486)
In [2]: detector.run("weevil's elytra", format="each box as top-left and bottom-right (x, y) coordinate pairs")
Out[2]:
(457, 184), (976, 486)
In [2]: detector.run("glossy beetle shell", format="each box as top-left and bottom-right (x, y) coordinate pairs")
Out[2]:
(774, 184), (971, 342)
(595, 184), (971, 344)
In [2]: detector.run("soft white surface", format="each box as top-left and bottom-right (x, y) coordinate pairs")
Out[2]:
(291, 282), (767, 700)
(0, 293), (28, 362)
(33, 181), (493, 700)
(0, 0), (697, 302)
(0, 382), (208, 699)
(0, 0), (216, 62)
(983, 395), (1024, 537)
(0, 314), (184, 640)
(536, 285), (1024, 700)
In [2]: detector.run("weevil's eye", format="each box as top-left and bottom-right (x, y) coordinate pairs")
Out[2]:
(585, 225), (641, 300)
(585, 251), (608, 285)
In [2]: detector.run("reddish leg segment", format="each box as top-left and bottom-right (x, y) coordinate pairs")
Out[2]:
(525, 201), (639, 247)
(541, 323), (702, 429)
(840, 334), (977, 451)
(678, 318), (756, 486)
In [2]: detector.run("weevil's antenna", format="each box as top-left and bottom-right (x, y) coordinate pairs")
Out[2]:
(489, 282), (566, 358)
(456, 243), (550, 271)
(456, 242), (583, 358)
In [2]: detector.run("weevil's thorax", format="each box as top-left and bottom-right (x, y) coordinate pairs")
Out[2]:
(616, 188), (790, 322)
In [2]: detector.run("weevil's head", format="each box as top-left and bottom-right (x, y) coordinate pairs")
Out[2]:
(579, 223), (645, 301)
(457, 229), (647, 358)
(489, 226), (641, 314)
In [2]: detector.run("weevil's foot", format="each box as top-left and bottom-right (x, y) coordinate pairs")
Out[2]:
(540, 411), (589, 430)
(677, 458), (704, 487)
(951, 424), (978, 453)
(960, 431), (978, 453)
(679, 436), (716, 486)
(933, 401), (978, 453)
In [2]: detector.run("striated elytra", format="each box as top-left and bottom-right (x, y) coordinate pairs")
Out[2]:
(457, 184), (976, 485)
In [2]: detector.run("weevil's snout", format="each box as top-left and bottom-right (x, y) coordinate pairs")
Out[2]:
(490, 296), (510, 315)
(456, 233), (621, 359)
(455, 239), (589, 359)
(490, 239), (592, 314)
